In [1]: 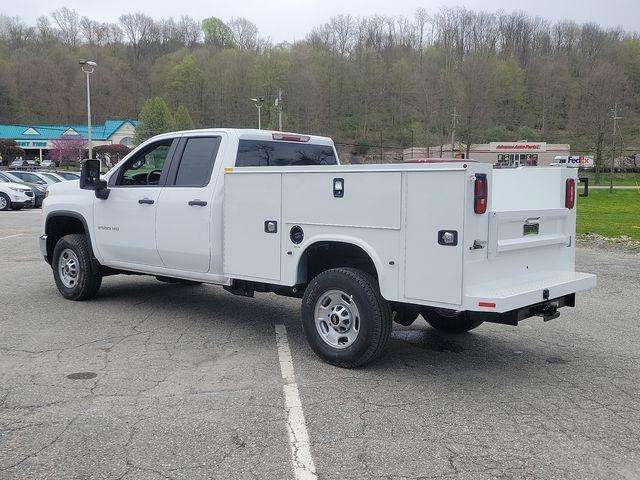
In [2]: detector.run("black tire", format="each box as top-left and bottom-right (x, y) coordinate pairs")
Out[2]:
(0, 193), (11, 211)
(392, 304), (420, 326)
(422, 308), (483, 334)
(155, 276), (201, 286)
(52, 234), (102, 301)
(301, 267), (392, 368)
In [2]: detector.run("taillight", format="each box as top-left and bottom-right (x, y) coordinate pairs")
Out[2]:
(272, 133), (310, 142)
(565, 178), (576, 209)
(474, 174), (488, 214)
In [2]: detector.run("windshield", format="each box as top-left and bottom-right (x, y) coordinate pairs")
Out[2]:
(3, 172), (23, 182)
(40, 173), (62, 183)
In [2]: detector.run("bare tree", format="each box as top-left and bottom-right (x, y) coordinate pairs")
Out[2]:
(51, 7), (80, 47)
(119, 13), (156, 58)
(177, 16), (201, 46)
(229, 17), (258, 50)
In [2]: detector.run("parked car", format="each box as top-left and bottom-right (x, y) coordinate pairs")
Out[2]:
(40, 159), (54, 168)
(0, 180), (34, 211)
(40, 128), (596, 367)
(8, 170), (58, 185)
(9, 159), (29, 168)
(38, 171), (67, 183)
(55, 171), (81, 181)
(0, 171), (46, 207)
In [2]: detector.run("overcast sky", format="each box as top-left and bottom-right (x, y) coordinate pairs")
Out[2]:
(3, 0), (640, 43)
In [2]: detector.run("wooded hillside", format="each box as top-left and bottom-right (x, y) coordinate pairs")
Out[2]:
(0, 8), (639, 165)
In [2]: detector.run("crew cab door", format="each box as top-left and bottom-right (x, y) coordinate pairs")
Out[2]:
(155, 135), (223, 272)
(94, 138), (178, 267)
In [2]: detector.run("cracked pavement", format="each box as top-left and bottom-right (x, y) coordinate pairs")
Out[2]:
(1, 210), (639, 479)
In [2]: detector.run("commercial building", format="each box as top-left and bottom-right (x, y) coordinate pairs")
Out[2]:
(0, 120), (137, 160)
(404, 141), (571, 167)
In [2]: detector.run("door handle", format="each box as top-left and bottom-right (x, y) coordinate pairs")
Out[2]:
(188, 199), (207, 206)
(138, 198), (154, 205)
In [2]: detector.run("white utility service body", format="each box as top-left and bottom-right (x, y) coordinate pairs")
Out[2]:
(225, 163), (595, 313)
(40, 129), (596, 366)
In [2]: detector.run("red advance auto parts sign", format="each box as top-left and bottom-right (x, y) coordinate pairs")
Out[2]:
(489, 142), (547, 152)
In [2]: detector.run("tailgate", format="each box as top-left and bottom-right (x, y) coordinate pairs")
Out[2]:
(462, 167), (595, 312)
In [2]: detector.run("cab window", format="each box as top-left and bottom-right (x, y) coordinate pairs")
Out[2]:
(235, 140), (337, 167)
(114, 140), (174, 186)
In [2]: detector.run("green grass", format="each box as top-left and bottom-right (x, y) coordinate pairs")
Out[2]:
(577, 189), (640, 239)
(580, 172), (640, 187)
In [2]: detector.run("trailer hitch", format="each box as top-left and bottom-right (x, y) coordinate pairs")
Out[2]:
(533, 303), (560, 322)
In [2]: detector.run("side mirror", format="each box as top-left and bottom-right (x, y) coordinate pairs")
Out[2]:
(80, 159), (109, 199)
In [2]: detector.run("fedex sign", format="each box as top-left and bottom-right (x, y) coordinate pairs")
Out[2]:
(552, 156), (594, 168)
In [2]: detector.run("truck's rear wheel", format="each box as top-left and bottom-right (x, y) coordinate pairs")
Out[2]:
(52, 234), (102, 301)
(422, 308), (483, 334)
(301, 268), (392, 368)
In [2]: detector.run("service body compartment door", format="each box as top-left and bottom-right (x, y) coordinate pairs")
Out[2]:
(403, 171), (465, 305)
(223, 173), (282, 282)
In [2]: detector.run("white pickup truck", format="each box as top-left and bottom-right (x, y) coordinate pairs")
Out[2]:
(40, 129), (596, 367)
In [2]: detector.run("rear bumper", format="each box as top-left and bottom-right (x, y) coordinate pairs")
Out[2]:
(464, 271), (596, 313)
(469, 293), (576, 326)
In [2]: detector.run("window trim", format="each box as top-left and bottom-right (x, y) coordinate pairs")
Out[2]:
(109, 138), (178, 188)
(164, 136), (222, 188)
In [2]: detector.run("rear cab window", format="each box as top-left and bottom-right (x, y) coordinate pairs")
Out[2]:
(235, 140), (338, 167)
(170, 137), (222, 187)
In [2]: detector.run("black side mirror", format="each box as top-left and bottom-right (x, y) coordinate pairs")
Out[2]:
(80, 159), (109, 199)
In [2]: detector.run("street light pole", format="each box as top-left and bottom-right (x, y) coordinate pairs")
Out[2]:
(79, 60), (96, 163)
(251, 97), (265, 130)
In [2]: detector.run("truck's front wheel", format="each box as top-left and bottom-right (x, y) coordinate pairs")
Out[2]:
(301, 268), (392, 368)
(422, 308), (483, 334)
(52, 234), (102, 301)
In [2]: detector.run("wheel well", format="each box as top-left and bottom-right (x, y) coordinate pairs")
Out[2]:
(297, 241), (378, 284)
(45, 215), (86, 261)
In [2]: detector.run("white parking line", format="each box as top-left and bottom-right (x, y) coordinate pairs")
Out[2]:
(0, 233), (25, 241)
(275, 324), (318, 480)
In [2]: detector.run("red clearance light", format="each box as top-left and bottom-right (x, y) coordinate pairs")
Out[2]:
(474, 174), (488, 214)
(272, 133), (310, 142)
(478, 302), (496, 308)
(565, 178), (576, 209)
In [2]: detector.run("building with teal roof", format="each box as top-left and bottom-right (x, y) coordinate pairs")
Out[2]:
(0, 119), (138, 160)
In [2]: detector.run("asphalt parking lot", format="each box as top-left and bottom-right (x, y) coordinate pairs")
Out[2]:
(1, 210), (639, 480)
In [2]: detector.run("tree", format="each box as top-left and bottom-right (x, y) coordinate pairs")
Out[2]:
(229, 17), (258, 50)
(0, 139), (25, 165)
(51, 7), (80, 47)
(174, 105), (194, 130)
(93, 144), (132, 167)
(134, 97), (174, 145)
(49, 137), (87, 167)
(202, 17), (235, 48)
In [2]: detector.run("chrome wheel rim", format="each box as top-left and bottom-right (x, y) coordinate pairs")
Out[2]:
(58, 248), (80, 288)
(314, 289), (360, 349)
(0, 196), (7, 210)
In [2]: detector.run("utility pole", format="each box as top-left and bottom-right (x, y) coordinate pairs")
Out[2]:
(451, 107), (458, 159)
(610, 103), (621, 194)
(275, 88), (283, 131)
(411, 130), (414, 160)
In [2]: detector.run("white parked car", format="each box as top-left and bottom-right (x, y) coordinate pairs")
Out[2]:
(0, 181), (35, 210)
(40, 129), (596, 367)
